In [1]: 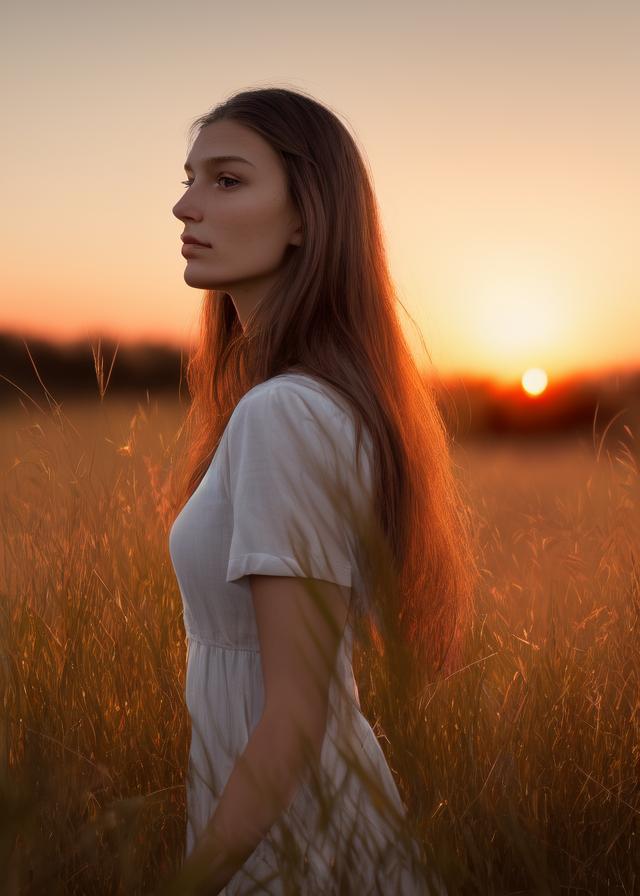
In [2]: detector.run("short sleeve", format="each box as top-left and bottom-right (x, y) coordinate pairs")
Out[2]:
(223, 383), (356, 588)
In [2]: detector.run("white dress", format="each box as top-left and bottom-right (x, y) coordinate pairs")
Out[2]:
(168, 372), (439, 894)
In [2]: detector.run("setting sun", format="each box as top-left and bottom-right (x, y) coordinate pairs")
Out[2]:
(521, 368), (548, 397)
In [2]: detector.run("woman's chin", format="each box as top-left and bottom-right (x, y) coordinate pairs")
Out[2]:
(183, 267), (219, 289)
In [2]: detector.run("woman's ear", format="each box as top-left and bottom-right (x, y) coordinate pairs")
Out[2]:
(288, 210), (303, 246)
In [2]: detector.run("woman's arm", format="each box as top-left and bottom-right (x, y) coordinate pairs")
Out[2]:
(183, 706), (322, 894)
(182, 573), (348, 895)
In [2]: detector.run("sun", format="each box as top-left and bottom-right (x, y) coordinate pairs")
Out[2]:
(521, 368), (548, 397)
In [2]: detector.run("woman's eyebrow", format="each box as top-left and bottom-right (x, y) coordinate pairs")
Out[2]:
(183, 155), (256, 171)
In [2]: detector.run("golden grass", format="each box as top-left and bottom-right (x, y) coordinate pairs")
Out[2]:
(1, 392), (639, 894)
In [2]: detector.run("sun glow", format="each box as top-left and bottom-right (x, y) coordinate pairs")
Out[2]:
(521, 368), (548, 396)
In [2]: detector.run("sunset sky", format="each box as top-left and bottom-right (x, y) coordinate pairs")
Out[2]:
(2, 1), (639, 384)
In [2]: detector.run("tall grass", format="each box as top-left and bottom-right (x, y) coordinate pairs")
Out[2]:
(1, 389), (639, 894)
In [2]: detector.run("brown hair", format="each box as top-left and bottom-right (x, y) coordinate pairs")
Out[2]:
(171, 86), (479, 689)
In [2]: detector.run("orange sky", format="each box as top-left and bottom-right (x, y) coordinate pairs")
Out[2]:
(3, 2), (639, 385)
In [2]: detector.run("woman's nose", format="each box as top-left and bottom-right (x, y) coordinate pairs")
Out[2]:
(172, 194), (201, 221)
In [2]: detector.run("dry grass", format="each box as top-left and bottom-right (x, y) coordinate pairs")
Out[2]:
(1, 392), (639, 894)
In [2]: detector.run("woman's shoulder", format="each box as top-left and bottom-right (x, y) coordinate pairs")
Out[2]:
(224, 372), (375, 524)
(231, 372), (355, 429)
(226, 372), (374, 475)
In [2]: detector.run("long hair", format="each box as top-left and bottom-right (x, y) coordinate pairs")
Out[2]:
(171, 86), (479, 690)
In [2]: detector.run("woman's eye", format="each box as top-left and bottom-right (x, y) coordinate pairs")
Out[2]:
(180, 176), (239, 189)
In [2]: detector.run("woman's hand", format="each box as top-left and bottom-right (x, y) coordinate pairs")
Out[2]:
(175, 830), (239, 895)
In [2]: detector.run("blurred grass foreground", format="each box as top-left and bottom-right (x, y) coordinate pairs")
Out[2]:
(1, 388), (639, 894)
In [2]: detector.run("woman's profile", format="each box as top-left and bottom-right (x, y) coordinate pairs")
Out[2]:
(167, 87), (476, 894)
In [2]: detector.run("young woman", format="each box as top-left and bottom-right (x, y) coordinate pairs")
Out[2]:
(168, 87), (477, 894)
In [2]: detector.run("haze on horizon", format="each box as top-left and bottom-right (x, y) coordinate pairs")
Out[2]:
(2, 1), (639, 386)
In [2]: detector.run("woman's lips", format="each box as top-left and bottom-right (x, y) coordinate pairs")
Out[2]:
(181, 243), (210, 256)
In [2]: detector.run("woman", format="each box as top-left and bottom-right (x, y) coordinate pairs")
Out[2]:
(168, 87), (476, 894)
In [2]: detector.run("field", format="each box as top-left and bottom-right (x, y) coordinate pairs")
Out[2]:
(1, 395), (639, 894)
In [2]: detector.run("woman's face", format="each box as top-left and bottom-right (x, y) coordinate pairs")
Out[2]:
(172, 119), (302, 328)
